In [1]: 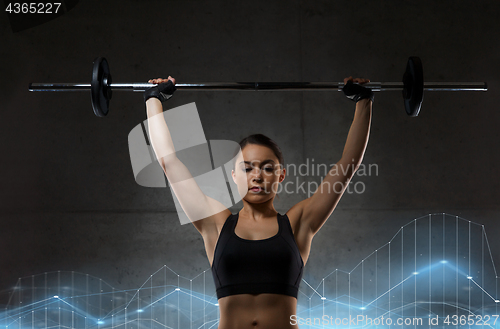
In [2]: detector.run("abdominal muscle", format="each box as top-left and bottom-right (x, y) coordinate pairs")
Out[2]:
(217, 293), (298, 329)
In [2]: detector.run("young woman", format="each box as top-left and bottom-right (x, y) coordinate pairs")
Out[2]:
(144, 76), (373, 329)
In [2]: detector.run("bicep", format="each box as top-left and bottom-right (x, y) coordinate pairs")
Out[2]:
(162, 157), (230, 230)
(300, 157), (355, 234)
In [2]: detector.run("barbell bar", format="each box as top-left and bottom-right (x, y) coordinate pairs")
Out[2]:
(28, 81), (487, 92)
(28, 57), (488, 118)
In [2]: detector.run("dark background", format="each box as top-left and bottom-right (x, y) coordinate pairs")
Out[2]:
(0, 0), (499, 298)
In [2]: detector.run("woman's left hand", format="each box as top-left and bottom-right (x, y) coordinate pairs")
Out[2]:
(344, 76), (370, 84)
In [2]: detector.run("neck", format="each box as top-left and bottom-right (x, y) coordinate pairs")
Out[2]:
(240, 198), (278, 220)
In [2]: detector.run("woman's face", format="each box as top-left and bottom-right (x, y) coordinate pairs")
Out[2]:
(231, 144), (285, 202)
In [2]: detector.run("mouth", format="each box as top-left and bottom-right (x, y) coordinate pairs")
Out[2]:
(249, 186), (263, 193)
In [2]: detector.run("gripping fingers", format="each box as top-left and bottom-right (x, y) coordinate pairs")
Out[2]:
(148, 76), (176, 85)
(344, 77), (370, 84)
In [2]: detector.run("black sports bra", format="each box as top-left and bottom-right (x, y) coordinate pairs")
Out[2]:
(211, 212), (304, 299)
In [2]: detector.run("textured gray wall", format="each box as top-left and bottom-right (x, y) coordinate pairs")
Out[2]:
(1, 0), (499, 300)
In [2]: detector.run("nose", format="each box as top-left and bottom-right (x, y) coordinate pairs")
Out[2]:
(250, 168), (263, 182)
(252, 176), (262, 183)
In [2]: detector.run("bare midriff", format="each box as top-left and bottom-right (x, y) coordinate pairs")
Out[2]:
(217, 293), (298, 329)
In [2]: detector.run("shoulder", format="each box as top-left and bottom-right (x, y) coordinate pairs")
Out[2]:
(213, 209), (234, 231)
(284, 198), (310, 234)
(192, 208), (233, 237)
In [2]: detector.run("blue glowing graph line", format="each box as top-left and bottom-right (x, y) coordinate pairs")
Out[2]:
(1, 213), (499, 329)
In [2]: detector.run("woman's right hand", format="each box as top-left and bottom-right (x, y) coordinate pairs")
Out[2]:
(144, 76), (177, 103)
(148, 76), (176, 85)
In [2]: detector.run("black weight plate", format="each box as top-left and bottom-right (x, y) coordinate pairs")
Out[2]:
(91, 57), (112, 117)
(403, 56), (424, 117)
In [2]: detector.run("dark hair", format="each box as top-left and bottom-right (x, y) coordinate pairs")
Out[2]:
(233, 134), (284, 171)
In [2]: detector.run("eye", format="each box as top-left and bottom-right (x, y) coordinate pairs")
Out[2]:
(264, 167), (274, 172)
(244, 168), (252, 172)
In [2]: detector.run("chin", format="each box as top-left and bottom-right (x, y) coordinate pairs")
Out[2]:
(244, 193), (274, 202)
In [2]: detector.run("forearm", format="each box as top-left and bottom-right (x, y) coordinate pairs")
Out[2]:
(341, 99), (372, 166)
(146, 98), (177, 167)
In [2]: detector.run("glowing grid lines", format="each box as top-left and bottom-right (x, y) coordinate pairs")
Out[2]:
(0, 213), (498, 328)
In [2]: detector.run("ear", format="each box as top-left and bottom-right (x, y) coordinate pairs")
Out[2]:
(279, 168), (286, 183)
(231, 169), (236, 184)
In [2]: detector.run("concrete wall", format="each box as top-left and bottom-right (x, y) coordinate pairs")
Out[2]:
(1, 0), (499, 300)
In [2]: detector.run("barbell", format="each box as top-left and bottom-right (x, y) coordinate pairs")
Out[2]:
(28, 57), (487, 118)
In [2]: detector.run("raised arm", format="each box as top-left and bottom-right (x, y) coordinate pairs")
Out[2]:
(145, 78), (230, 233)
(145, 77), (177, 168)
(288, 77), (373, 236)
